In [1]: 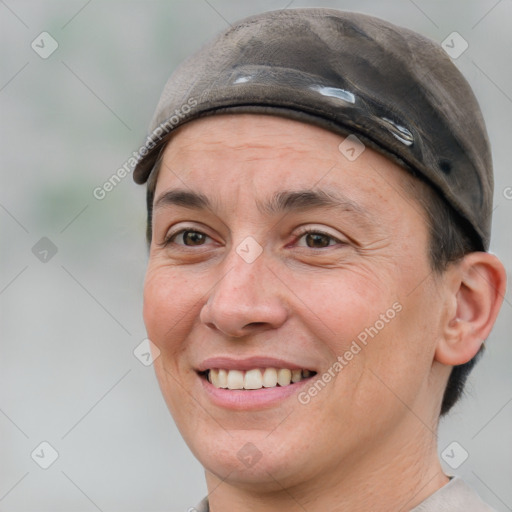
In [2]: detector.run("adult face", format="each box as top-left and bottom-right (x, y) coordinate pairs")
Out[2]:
(143, 114), (450, 492)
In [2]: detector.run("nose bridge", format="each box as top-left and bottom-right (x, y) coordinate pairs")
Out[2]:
(213, 242), (270, 309)
(200, 240), (288, 336)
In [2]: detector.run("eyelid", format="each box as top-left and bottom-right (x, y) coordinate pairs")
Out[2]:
(160, 224), (216, 247)
(294, 225), (345, 243)
(159, 223), (348, 249)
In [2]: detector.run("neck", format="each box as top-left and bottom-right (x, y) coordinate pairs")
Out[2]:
(205, 420), (449, 512)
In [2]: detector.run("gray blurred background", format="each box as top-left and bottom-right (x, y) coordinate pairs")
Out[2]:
(1, 1), (510, 511)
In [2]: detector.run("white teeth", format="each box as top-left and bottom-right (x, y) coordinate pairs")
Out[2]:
(262, 368), (278, 387)
(218, 369), (228, 388)
(277, 368), (292, 386)
(227, 370), (244, 390)
(207, 367), (314, 390)
(210, 368), (219, 387)
(244, 369), (263, 389)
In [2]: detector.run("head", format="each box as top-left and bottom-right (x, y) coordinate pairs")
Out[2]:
(134, 7), (506, 497)
(141, 114), (504, 491)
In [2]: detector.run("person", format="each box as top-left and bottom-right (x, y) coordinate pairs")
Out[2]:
(132, 8), (506, 511)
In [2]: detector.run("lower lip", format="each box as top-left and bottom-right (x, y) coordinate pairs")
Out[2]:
(199, 374), (312, 410)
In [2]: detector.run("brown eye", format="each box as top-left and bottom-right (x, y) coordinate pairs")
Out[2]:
(181, 230), (207, 246)
(302, 232), (336, 248)
(294, 228), (346, 250)
(167, 229), (210, 246)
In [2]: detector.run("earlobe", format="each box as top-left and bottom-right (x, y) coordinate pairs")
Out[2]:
(435, 252), (507, 366)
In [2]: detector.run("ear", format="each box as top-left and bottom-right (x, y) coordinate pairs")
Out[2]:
(435, 252), (507, 366)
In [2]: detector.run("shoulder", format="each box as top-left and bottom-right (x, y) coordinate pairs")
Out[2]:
(194, 478), (494, 512)
(411, 477), (496, 512)
(192, 497), (209, 512)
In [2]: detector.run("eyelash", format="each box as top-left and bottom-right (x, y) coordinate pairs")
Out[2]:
(294, 228), (343, 248)
(162, 227), (344, 249)
(162, 228), (212, 248)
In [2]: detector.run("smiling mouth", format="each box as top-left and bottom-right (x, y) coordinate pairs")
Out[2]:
(199, 368), (317, 390)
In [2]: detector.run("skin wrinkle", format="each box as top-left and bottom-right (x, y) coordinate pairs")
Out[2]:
(142, 114), (504, 512)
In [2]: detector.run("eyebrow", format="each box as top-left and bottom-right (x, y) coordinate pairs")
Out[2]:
(154, 189), (211, 211)
(154, 187), (372, 221)
(257, 189), (369, 218)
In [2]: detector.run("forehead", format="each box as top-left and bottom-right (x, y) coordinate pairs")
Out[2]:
(153, 115), (426, 221)
(158, 113), (346, 175)
(155, 114), (410, 192)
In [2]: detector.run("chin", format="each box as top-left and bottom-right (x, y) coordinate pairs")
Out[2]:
(186, 426), (317, 491)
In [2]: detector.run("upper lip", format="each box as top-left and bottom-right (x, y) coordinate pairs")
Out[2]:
(196, 356), (316, 372)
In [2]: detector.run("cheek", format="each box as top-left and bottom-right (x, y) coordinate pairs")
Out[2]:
(311, 261), (437, 404)
(352, 280), (443, 416)
(306, 265), (400, 344)
(143, 267), (202, 416)
(142, 266), (199, 353)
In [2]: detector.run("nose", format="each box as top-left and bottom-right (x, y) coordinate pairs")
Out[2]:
(199, 250), (289, 338)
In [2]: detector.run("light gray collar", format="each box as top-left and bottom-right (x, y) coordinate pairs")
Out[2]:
(195, 477), (495, 512)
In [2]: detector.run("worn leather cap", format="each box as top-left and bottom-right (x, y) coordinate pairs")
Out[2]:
(133, 8), (493, 249)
